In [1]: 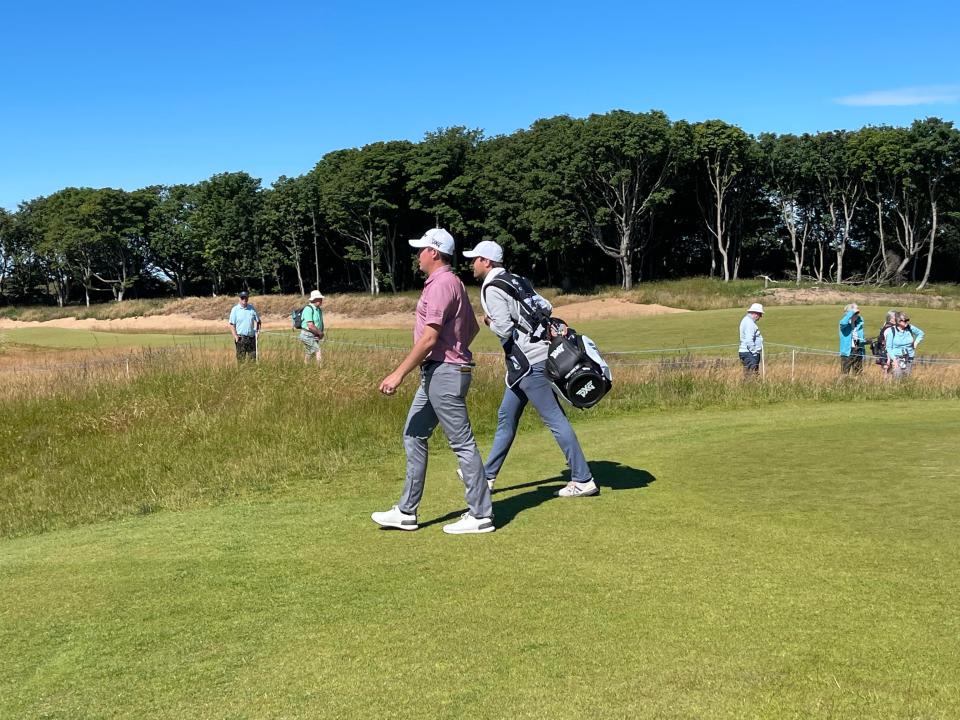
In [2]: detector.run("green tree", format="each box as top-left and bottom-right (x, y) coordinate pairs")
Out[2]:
(146, 184), (204, 298)
(905, 118), (960, 289)
(260, 175), (316, 295)
(759, 133), (817, 283)
(405, 127), (483, 236)
(692, 120), (757, 281)
(312, 142), (412, 294)
(192, 172), (263, 295)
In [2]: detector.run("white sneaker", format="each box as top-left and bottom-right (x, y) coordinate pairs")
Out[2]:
(442, 513), (495, 535)
(457, 467), (496, 491)
(371, 505), (418, 530)
(555, 479), (599, 497)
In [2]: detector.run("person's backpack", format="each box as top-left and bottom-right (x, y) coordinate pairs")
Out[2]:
(869, 323), (894, 360)
(291, 307), (304, 330)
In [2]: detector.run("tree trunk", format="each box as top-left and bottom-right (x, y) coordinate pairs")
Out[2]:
(619, 255), (633, 290)
(917, 200), (937, 290)
(310, 210), (321, 289)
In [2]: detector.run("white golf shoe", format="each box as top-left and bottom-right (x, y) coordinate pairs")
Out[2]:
(371, 505), (418, 530)
(555, 479), (599, 497)
(442, 513), (495, 535)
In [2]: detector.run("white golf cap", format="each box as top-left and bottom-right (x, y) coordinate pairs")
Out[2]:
(748, 303), (764, 314)
(409, 228), (455, 255)
(309, 290), (324, 301)
(462, 240), (504, 263)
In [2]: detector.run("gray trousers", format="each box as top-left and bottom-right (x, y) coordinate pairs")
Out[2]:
(398, 361), (492, 519)
(485, 361), (592, 483)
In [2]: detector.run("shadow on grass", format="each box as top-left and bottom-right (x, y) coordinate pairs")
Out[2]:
(419, 460), (656, 530)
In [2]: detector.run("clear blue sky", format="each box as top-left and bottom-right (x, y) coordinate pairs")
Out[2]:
(2, 0), (958, 211)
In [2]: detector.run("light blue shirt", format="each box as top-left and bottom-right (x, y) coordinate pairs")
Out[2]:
(884, 324), (924, 361)
(229, 303), (260, 337)
(838, 310), (865, 357)
(739, 314), (763, 353)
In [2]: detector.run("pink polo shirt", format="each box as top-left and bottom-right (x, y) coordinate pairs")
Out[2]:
(415, 265), (479, 364)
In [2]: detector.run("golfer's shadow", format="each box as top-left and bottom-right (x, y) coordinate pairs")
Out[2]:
(419, 460), (655, 530)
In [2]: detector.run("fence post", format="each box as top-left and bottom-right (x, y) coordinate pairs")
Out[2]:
(791, 350), (795, 382)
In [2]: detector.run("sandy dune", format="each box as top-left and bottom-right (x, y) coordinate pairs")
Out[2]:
(0, 299), (687, 333)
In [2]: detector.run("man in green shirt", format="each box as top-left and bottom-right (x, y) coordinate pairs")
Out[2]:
(299, 290), (325, 364)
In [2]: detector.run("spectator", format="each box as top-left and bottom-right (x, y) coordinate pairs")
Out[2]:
(873, 310), (898, 373)
(299, 290), (325, 365)
(839, 303), (866, 374)
(738, 303), (764, 375)
(229, 291), (260, 363)
(884, 312), (924, 379)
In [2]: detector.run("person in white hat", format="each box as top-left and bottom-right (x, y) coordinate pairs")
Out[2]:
(299, 290), (325, 365)
(371, 229), (494, 535)
(739, 302), (764, 375)
(463, 239), (598, 498)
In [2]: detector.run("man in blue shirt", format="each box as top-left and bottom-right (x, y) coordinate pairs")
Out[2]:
(229, 291), (261, 363)
(838, 303), (866, 374)
(738, 303), (764, 375)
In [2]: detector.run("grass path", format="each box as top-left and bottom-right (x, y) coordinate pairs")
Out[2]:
(3, 400), (959, 718)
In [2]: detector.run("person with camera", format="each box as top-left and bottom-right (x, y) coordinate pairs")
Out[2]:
(838, 303), (866, 374)
(464, 240), (597, 498)
(883, 312), (924, 379)
(738, 303), (764, 375)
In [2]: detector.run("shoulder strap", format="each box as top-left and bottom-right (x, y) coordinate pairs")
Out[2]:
(483, 273), (551, 337)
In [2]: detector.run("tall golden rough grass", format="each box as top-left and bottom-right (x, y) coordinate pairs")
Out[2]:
(5, 337), (960, 405)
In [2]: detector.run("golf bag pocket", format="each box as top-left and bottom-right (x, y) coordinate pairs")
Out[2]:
(546, 330), (612, 409)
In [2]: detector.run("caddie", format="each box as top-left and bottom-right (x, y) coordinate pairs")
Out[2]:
(464, 239), (597, 498)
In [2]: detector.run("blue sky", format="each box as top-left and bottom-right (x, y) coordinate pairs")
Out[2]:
(2, 0), (958, 211)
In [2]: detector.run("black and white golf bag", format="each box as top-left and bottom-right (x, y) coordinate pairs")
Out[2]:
(545, 327), (612, 409)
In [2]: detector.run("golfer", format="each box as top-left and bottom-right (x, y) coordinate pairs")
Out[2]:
(299, 290), (325, 365)
(464, 240), (597, 498)
(229, 290), (260, 363)
(838, 303), (866, 374)
(371, 228), (494, 535)
(738, 303), (764, 375)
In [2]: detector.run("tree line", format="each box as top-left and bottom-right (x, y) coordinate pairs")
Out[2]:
(1, 111), (958, 306)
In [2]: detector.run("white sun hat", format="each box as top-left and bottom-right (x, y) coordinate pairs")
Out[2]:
(462, 240), (504, 263)
(409, 228), (455, 255)
(748, 303), (764, 314)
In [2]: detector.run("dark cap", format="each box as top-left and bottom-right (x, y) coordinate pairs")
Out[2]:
(238, 291), (249, 299)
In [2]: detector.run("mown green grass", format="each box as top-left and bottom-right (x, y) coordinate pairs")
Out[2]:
(5, 304), (960, 359)
(2, 306), (960, 718)
(0, 326), (224, 350)
(2, 398), (958, 718)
